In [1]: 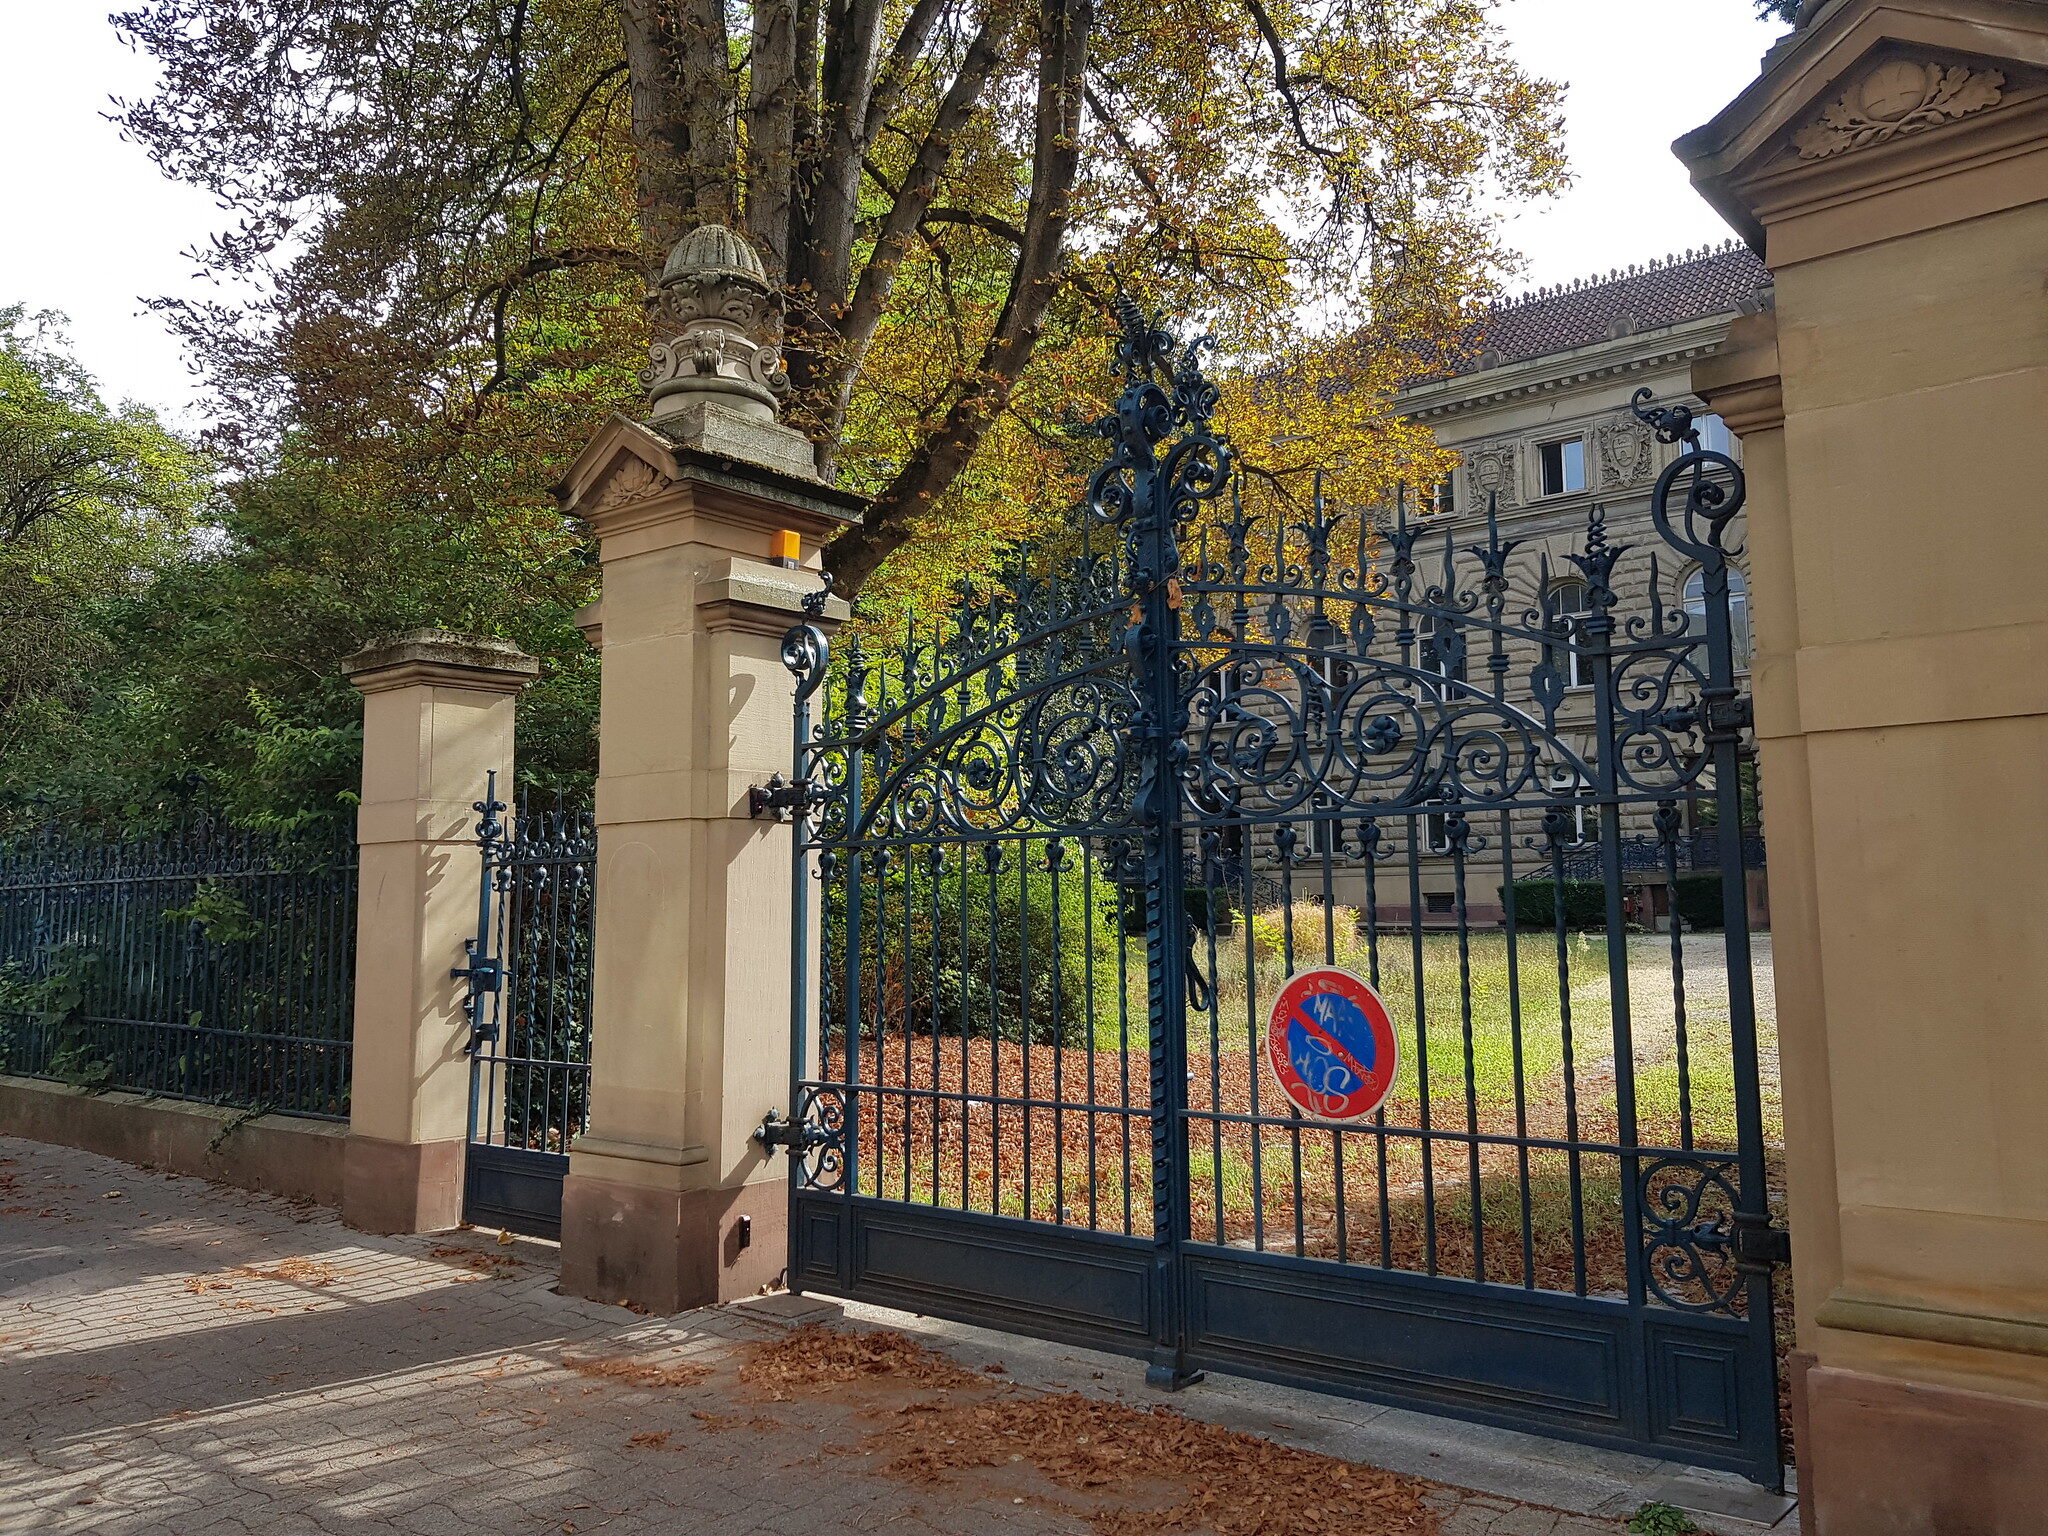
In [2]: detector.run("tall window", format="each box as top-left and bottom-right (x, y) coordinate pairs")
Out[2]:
(1684, 567), (1753, 669)
(1695, 412), (1733, 455)
(1548, 579), (1592, 689)
(1429, 474), (1455, 517)
(1538, 438), (1586, 496)
(1422, 612), (1466, 692)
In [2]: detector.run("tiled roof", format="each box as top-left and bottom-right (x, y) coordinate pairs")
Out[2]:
(1466, 242), (1771, 368)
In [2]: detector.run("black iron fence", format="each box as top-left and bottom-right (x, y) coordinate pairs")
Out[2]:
(1557, 830), (1765, 881)
(0, 821), (357, 1119)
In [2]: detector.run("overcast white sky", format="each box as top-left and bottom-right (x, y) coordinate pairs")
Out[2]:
(0, 1), (1787, 425)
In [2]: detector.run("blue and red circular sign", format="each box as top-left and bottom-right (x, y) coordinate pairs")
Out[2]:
(1265, 967), (1401, 1122)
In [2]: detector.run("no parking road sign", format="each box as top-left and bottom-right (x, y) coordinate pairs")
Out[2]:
(1265, 967), (1400, 1122)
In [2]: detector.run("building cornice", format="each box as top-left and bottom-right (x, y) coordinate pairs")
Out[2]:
(1399, 313), (1741, 424)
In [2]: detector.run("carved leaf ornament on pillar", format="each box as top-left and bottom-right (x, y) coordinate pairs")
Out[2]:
(1792, 59), (2005, 161)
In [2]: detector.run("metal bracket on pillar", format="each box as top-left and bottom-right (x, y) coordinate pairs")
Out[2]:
(747, 772), (811, 822)
(753, 1108), (828, 1152)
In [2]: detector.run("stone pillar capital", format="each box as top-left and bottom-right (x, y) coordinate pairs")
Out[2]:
(342, 630), (540, 696)
(558, 415), (865, 566)
(1693, 310), (1785, 436)
(1677, 0), (2048, 265)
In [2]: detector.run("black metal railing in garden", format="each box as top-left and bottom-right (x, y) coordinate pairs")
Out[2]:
(0, 821), (357, 1119)
(1557, 830), (1765, 881)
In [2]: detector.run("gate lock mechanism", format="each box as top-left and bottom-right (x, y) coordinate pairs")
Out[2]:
(1690, 1210), (1792, 1272)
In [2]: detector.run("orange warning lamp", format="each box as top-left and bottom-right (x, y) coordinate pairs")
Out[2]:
(769, 529), (802, 568)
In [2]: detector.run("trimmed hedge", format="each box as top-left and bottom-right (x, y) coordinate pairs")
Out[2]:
(1500, 879), (1607, 930)
(1673, 873), (1726, 930)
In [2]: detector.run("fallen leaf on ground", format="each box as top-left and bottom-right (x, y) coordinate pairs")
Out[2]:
(865, 1390), (1441, 1536)
(563, 1355), (710, 1389)
(739, 1325), (983, 1393)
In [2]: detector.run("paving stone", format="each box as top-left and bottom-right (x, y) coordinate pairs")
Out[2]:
(0, 1135), (1738, 1536)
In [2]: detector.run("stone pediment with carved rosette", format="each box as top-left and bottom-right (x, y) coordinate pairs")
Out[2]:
(1792, 57), (2006, 161)
(586, 452), (674, 515)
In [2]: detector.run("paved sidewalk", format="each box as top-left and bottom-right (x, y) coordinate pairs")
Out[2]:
(0, 1137), (1774, 1536)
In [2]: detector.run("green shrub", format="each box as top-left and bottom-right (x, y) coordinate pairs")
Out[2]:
(1499, 879), (1607, 930)
(829, 847), (1121, 1046)
(1627, 1502), (1700, 1536)
(0, 943), (110, 1090)
(1673, 874), (1726, 931)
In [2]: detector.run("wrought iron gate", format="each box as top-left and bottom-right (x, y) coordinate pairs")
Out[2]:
(764, 309), (1785, 1485)
(457, 777), (596, 1239)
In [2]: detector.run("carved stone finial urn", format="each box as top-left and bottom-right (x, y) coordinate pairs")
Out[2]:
(643, 223), (790, 426)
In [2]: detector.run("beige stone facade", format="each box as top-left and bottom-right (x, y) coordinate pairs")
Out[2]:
(1373, 251), (1773, 928)
(1679, 2), (2048, 1530)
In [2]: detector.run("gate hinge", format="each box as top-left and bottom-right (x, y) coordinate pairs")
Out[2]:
(753, 1108), (828, 1153)
(1704, 694), (1754, 736)
(1736, 1220), (1791, 1270)
(451, 949), (504, 994)
(748, 773), (812, 822)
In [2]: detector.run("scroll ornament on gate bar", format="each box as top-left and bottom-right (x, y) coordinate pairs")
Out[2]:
(1792, 58), (2004, 161)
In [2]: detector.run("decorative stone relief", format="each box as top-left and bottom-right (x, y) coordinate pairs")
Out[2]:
(642, 223), (791, 424)
(589, 454), (672, 513)
(1464, 442), (1518, 509)
(1593, 411), (1655, 490)
(1792, 59), (2004, 161)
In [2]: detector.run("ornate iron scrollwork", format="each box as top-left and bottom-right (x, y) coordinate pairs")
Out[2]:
(756, 1085), (850, 1194)
(1637, 1155), (1784, 1313)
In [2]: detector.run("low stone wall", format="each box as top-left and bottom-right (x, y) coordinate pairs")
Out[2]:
(0, 1074), (345, 1208)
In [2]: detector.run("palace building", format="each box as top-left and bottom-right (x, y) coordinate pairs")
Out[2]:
(1365, 241), (1775, 930)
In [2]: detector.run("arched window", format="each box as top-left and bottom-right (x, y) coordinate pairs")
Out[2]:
(1683, 567), (1753, 669)
(1548, 579), (1591, 689)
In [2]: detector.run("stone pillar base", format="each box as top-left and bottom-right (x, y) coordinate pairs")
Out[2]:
(1805, 1365), (2048, 1535)
(342, 1134), (466, 1235)
(559, 1173), (787, 1314)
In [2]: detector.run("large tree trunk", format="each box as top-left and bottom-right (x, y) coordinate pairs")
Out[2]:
(620, 0), (690, 269)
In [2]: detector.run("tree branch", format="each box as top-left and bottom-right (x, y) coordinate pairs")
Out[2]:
(1239, 0), (1338, 161)
(827, 0), (1091, 595)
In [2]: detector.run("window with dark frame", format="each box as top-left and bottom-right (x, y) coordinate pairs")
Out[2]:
(1538, 437), (1586, 496)
(1422, 611), (1466, 692)
(1695, 412), (1734, 456)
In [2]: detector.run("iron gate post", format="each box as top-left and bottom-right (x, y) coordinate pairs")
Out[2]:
(1133, 411), (1200, 1391)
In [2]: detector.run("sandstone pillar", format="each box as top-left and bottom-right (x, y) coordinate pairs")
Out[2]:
(341, 631), (538, 1234)
(558, 224), (860, 1313)
(1681, 4), (2048, 1529)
